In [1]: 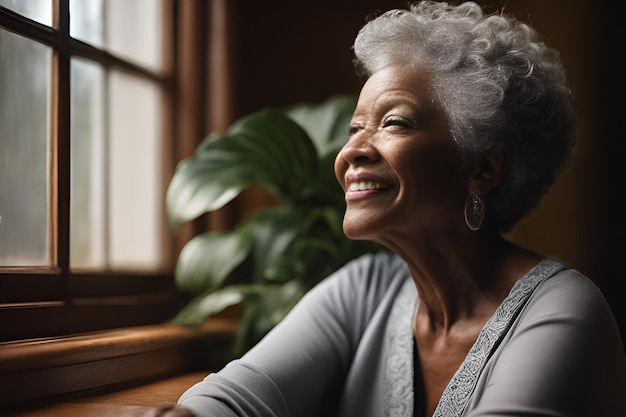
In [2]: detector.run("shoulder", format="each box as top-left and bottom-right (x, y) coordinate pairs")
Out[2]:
(509, 264), (625, 411)
(525, 264), (617, 329)
(238, 251), (412, 389)
(473, 262), (626, 415)
(515, 262), (622, 349)
(334, 250), (408, 277)
(523, 264), (624, 355)
(311, 251), (410, 303)
(333, 250), (409, 284)
(289, 251), (411, 334)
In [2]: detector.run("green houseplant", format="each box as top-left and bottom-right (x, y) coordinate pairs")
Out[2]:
(166, 95), (381, 355)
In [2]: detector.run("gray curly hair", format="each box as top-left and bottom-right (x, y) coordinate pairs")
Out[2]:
(353, 1), (576, 232)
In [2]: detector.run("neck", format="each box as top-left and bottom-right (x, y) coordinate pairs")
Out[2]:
(382, 230), (541, 333)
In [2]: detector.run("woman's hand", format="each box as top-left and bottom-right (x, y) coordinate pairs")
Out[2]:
(142, 405), (197, 417)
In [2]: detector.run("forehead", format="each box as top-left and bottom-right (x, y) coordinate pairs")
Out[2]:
(355, 65), (443, 122)
(357, 65), (435, 110)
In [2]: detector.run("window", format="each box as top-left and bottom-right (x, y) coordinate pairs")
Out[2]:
(0, 0), (212, 341)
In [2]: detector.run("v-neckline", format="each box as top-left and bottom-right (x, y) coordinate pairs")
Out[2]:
(432, 257), (567, 416)
(384, 257), (568, 417)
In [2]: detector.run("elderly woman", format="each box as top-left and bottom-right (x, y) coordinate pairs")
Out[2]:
(153, 2), (626, 416)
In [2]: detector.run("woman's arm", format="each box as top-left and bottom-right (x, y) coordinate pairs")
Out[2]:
(173, 253), (400, 417)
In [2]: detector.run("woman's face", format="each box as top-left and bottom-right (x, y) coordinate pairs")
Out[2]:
(334, 65), (467, 244)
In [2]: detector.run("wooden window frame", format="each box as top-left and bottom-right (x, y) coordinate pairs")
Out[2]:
(0, 0), (181, 341)
(0, 0), (237, 407)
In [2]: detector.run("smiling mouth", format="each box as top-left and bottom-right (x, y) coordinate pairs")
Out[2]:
(348, 181), (385, 191)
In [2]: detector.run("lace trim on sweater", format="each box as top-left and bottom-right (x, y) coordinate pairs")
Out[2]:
(384, 278), (417, 417)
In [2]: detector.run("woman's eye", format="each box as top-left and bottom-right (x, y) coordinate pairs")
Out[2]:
(348, 124), (362, 136)
(383, 116), (412, 129)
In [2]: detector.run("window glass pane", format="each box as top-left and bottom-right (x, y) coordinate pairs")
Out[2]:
(70, 64), (165, 272)
(107, 0), (163, 72)
(69, 0), (104, 49)
(70, 57), (106, 270)
(109, 70), (164, 271)
(69, 0), (163, 72)
(0, 29), (52, 266)
(0, 0), (52, 26)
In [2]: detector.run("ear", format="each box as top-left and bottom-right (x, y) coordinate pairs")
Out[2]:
(467, 142), (505, 195)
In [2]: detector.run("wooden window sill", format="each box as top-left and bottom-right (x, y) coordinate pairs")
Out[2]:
(6, 371), (208, 417)
(0, 319), (237, 413)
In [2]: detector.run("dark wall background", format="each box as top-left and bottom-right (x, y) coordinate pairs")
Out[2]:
(224, 0), (625, 341)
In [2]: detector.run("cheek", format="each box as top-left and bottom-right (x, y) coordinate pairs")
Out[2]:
(394, 147), (466, 206)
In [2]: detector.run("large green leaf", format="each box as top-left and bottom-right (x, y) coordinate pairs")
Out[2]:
(229, 109), (319, 190)
(172, 286), (247, 327)
(166, 110), (318, 229)
(245, 207), (302, 283)
(172, 281), (304, 352)
(285, 95), (357, 158)
(175, 227), (254, 295)
(166, 157), (250, 230)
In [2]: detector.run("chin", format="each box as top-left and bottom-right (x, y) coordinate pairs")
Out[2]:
(342, 208), (392, 240)
(342, 220), (380, 242)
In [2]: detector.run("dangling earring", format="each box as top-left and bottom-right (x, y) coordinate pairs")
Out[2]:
(464, 190), (484, 231)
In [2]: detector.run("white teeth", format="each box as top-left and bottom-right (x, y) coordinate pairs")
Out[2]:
(349, 181), (382, 191)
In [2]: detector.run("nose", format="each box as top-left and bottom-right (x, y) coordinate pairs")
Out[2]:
(335, 132), (379, 166)
(334, 131), (379, 185)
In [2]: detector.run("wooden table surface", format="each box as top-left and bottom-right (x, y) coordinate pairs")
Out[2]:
(7, 371), (208, 417)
